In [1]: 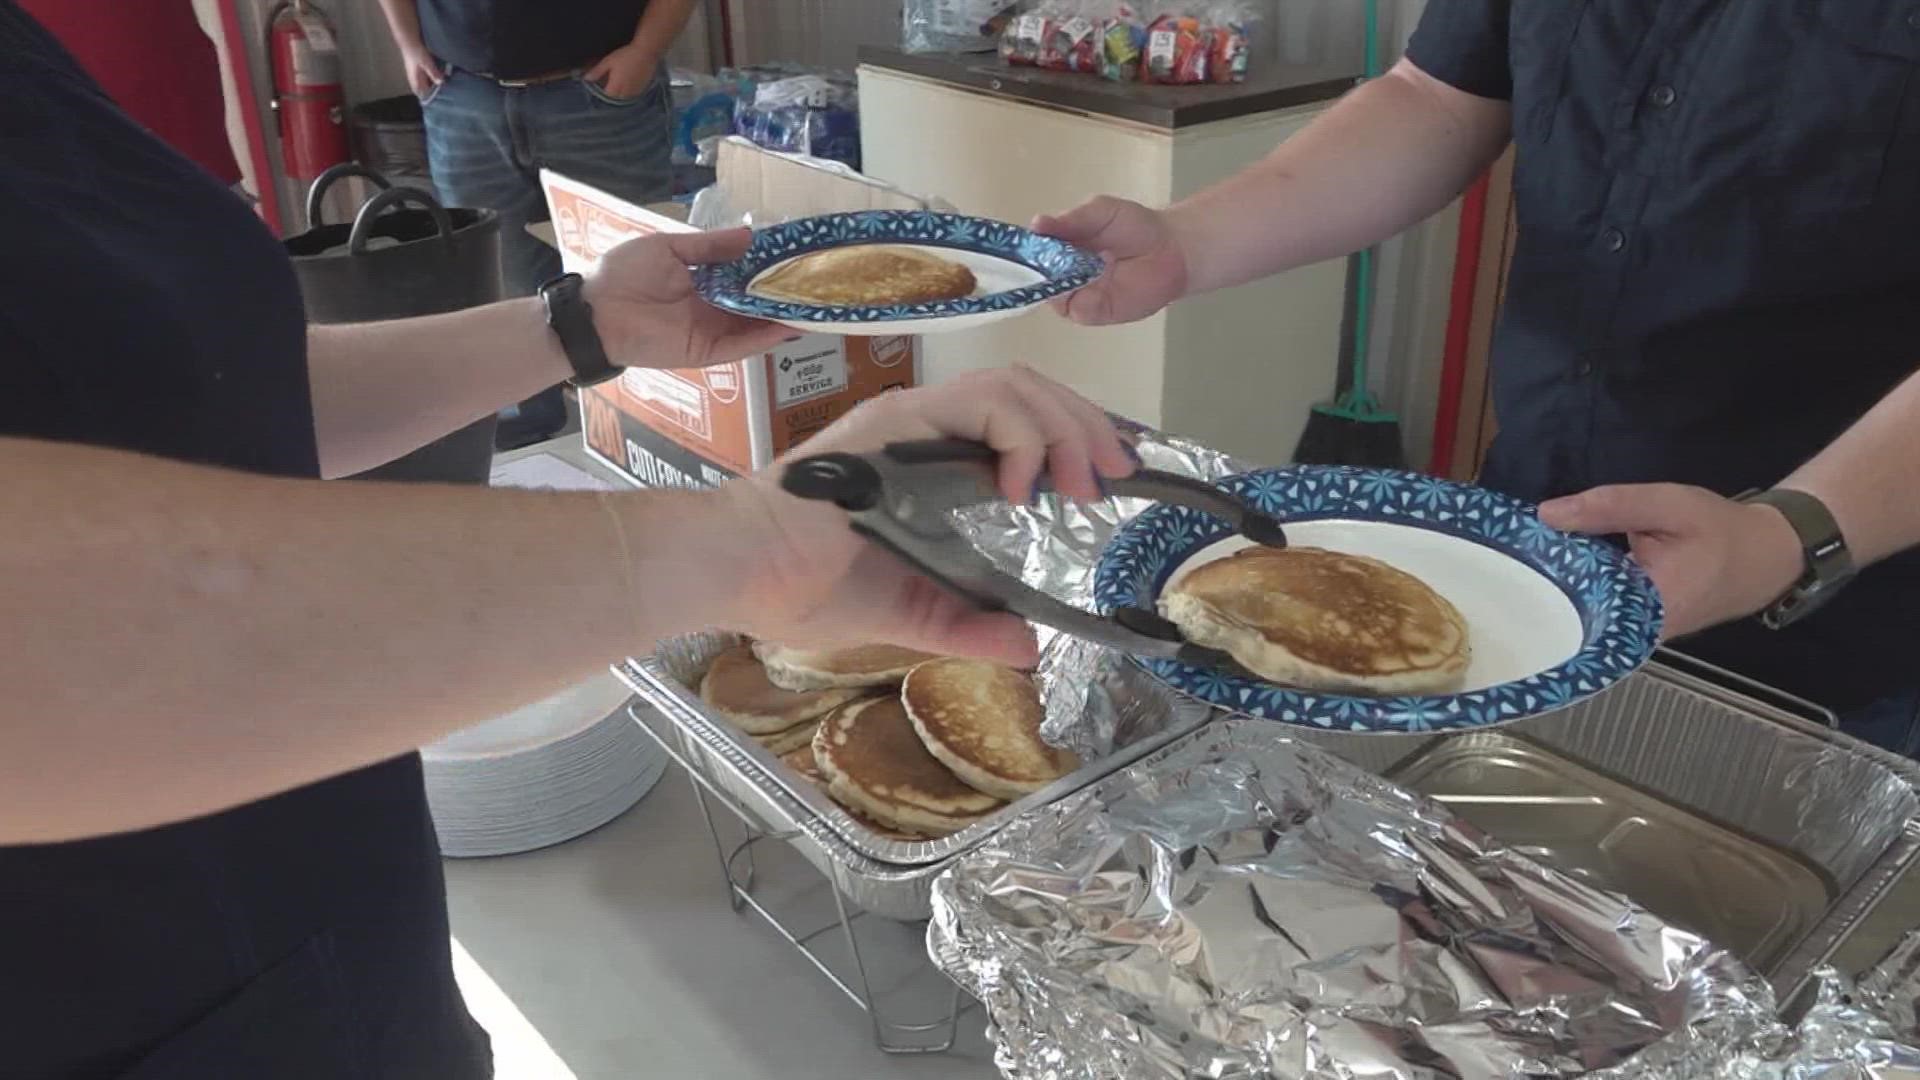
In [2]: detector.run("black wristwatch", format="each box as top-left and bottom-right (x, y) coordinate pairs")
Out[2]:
(1735, 487), (1856, 630)
(539, 272), (621, 388)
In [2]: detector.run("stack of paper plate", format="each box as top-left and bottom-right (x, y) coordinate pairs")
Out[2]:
(422, 672), (668, 857)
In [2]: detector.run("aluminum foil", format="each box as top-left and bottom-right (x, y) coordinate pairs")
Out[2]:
(930, 719), (1920, 1079)
(958, 424), (1247, 760)
(1861, 930), (1920, 1042)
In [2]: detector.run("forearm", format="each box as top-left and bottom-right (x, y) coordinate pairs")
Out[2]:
(307, 298), (570, 478)
(0, 436), (755, 842)
(1170, 59), (1512, 295)
(1780, 367), (1920, 568)
(628, 0), (696, 59)
(375, 0), (425, 49)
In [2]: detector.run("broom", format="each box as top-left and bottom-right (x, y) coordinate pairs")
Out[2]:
(1291, 0), (1406, 470)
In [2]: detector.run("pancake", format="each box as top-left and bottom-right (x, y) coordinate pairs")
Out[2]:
(786, 734), (928, 842)
(813, 696), (1004, 837)
(780, 745), (827, 786)
(753, 718), (823, 756)
(748, 245), (977, 307)
(698, 644), (863, 735)
(752, 641), (943, 691)
(901, 659), (1076, 800)
(1160, 546), (1471, 695)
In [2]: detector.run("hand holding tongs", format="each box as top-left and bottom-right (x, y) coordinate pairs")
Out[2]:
(779, 438), (1286, 672)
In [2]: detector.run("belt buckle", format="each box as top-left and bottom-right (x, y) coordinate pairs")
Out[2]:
(496, 69), (573, 88)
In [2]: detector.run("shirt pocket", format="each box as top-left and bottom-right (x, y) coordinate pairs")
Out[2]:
(1509, 0), (1591, 145)
(1769, 0), (1920, 215)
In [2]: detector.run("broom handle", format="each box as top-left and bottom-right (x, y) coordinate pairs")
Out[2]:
(1349, 0), (1381, 411)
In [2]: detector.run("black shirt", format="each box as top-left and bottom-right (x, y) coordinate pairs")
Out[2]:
(1407, 0), (1920, 713)
(419, 0), (648, 79)
(0, 5), (488, 1076)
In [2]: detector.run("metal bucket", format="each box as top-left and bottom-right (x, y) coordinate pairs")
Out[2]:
(283, 164), (502, 484)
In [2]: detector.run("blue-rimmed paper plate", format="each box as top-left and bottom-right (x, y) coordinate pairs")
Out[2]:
(692, 210), (1103, 335)
(1092, 466), (1662, 733)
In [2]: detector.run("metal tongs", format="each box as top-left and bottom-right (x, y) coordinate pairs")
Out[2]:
(780, 438), (1286, 673)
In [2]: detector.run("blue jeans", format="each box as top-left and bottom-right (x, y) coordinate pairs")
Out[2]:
(1841, 690), (1920, 758)
(421, 68), (674, 297)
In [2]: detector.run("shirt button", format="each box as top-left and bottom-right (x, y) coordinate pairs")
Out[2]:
(1601, 227), (1627, 253)
(1647, 84), (1677, 109)
(1575, 361), (1595, 378)
(1907, 8), (1920, 29)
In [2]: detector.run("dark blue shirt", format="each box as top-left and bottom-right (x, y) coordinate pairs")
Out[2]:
(1407, 0), (1920, 712)
(0, 5), (488, 1076)
(419, 0), (647, 79)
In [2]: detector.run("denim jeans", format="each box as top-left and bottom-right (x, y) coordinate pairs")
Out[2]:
(421, 67), (674, 296)
(421, 68), (672, 442)
(1840, 689), (1920, 758)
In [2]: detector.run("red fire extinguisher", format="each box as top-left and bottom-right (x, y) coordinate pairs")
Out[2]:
(268, 1), (350, 183)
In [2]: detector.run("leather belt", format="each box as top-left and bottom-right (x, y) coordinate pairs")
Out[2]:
(477, 67), (585, 88)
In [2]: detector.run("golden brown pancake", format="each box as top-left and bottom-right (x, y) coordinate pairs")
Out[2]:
(752, 641), (943, 691)
(813, 696), (1003, 837)
(780, 745), (827, 786)
(783, 736), (926, 841)
(901, 659), (1077, 800)
(752, 718), (823, 756)
(748, 245), (977, 307)
(1161, 546), (1471, 695)
(698, 644), (862, 735)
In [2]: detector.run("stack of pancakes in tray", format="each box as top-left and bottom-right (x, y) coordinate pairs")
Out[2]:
(698, 642), (1079, 840)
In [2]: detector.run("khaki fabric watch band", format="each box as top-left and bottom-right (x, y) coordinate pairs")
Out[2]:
(1735, 488), (1855, 629)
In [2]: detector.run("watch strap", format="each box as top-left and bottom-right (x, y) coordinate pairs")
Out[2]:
(539, 273), (621, 388)
(1734, 487), (1855, 629)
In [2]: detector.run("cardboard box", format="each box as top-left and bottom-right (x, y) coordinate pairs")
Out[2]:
(540, 153), (926, 489)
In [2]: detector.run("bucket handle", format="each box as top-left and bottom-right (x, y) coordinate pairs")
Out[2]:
(347, 186), (455, 256)
(305, 162), (392, 228)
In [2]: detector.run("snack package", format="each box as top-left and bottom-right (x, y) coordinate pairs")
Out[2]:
(1098, 4), (1148, 81)
(1204, 1), (1253, 84)
(1048, 7), (1104, 73)
(999, 8), (1050, 66)
(1144, 13), (1208, 84)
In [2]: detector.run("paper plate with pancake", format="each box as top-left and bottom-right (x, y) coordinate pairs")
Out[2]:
(692, 210), (1102, 335)
(1092, 466), (1662, 732)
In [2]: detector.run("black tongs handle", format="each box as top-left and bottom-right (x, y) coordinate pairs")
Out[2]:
(776, 437), (1280, 672)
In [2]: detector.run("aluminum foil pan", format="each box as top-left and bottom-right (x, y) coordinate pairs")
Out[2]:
(931, 718), (1777, 1079)
(1297, 657), (1920, 1001)
(636, 632), (1210, 869)
(930, 718), (1920, 1079)
(624, 426), (1239, 871)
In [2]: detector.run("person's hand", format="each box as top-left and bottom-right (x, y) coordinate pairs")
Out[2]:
(1538, 483), (1806, 639)
(586, 229), (793, 368)
(1031, 196), (1190, 326)
(399, 42), (443, 99)
(721, 368), (1138, 666)
(585, 42), (660, 101)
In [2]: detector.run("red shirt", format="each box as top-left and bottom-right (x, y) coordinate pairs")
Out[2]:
(20, 0), (240, 183)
